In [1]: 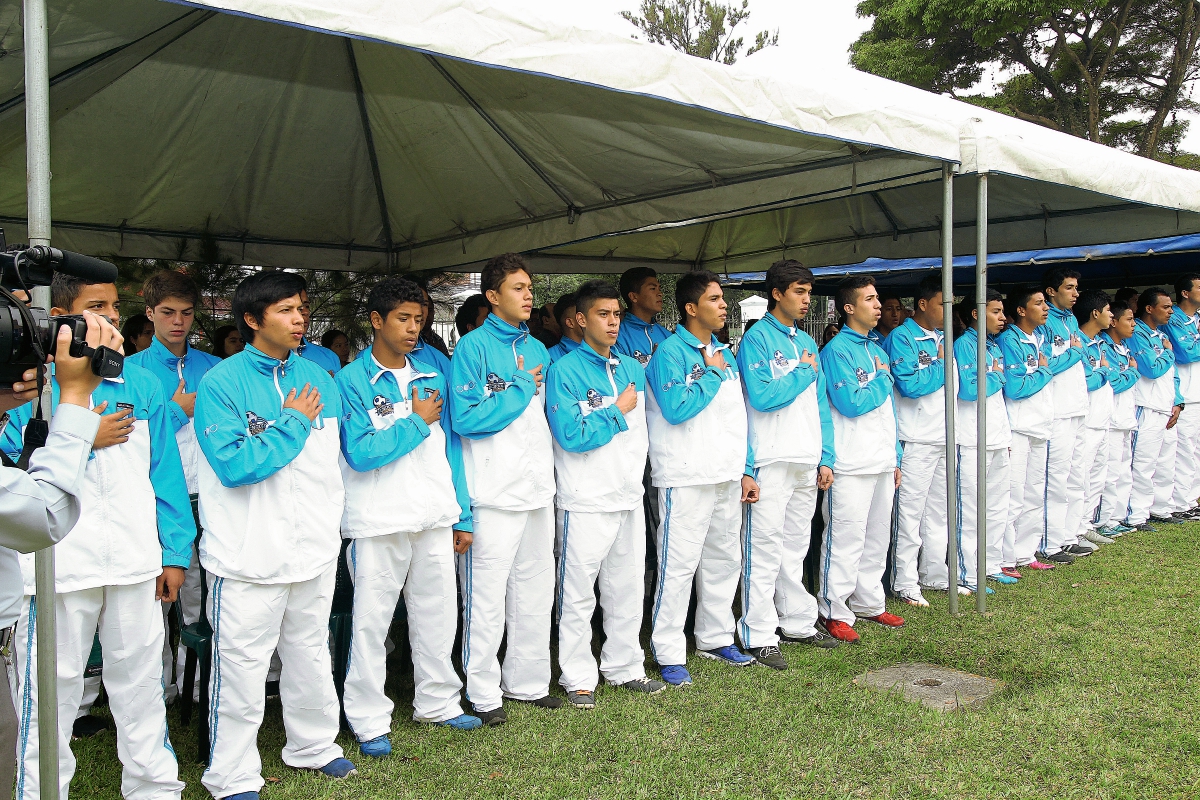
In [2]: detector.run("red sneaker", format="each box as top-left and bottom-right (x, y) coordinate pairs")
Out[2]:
(1025, 560), (1056, 570)
(821, 619), (860, 643)
(1000, 567), (1022, 579)
(862, 612), (905, 629)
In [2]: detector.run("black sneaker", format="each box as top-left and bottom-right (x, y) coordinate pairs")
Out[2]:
(71, 715), (110, 740)
(616, 677), (667, 695)
(1063, 544), (1094, 557)
(475, 707), (507, 727)
(565, 690), (595, 709)
(748, 645), (787, 671)
(779, 629), (841, 649)
(1171, 511), (1196, 522)
(1133, 522), (1159, 532)
(1149, 513), (1176, 524)
(1038, 550), (1076, 564)
(512, 695), (563, 710)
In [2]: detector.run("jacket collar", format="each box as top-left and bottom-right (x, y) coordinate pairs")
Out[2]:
(675, 325), (726, 353)
(836, 325), (873, 346)
(557, 337), (581, 354)
(146, 335), (198, 369)
(296, 336), (316, 355)
(482, 312), (530, 346)
(366, 350), (436, 386)
(760, 311), (799, 338)
(901, 317), (942, 344)
(1048, 303), (1074, 325)
(243, 343), (300, 375)
(1171, 306), (1200, 326)
(622, 312), (658, 332)
(1135, 318), (1163, 336)
(578, 340), (621, 368)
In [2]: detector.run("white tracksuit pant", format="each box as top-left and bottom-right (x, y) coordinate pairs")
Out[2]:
(202, 566), (344, 799)
(555, 508), (648, 692)
(650, 481), (741, 666)
(1068, 424), (1108, 543)
(343, 528), (464, 737)
(1127, 408), (1172, 525)
(889, 442), (948, 595)
(15, 580), (183, 800)
(1008, 432), (1049, 567)
(1044, 416), (1084, 555)
(1171, 403), (1200, 510)
(1153, 421), (1179, 517)
(459, 505), (554, 712)
(954, 447), (1009, 586)
(738, 462), (820, 648)
(1098, 429), (1133, 528)
(818, 472), (894, 626)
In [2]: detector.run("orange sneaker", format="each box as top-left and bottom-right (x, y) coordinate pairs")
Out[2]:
(821, 619), (860, 644)
(861, 612), (905, 629)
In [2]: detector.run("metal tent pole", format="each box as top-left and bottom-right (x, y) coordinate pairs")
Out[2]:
(941, 163), (958, 616)
(975, 174), (988, 614)
(25, 1), (60, 796)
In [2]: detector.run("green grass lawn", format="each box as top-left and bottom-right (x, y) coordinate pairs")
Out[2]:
(69, 522), (1200, 799)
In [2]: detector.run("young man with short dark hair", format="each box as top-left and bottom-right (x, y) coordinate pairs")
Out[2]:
(9, 273), (193, 800)
(450, 253), (560, 725)
(195, 271), (354, 798)
(1124, 287), (1183, 530)
(997, 287), (1058, 571)
(877, 290), (906, 342)
(616, 267), (671, 366)
(1070, 290), (1117, 548)
(547, 290), (582, 364)
(1096, 305), (1140, 535)
(546, 280), (665, 708)
(736, 260), (839, 669)
(455, 293), (491, 338)
(1163, 273), (1200, 519)
(296, 281), (343, 376)
(646, 271), (759, 684)
(337, 277), (480, 753)
(818, 276), (905, 644)
(884, 274), (950, 605)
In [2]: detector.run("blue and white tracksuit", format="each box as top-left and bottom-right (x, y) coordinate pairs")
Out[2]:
(546, 343), (649, 691)
(1098, 333), (1139, 528)
(337, 348), (473, 734)
(297, 336), (342, 375)
(1126, 320), (1182, 525)
(615, 314), (672, 367)
(953, 333), (1011, 584)
(1163, 307), (1200, 511)
(736, 313), (834, 647)
(818, 327), (899, 626)
(127, 337), (222, 699)
(7, 366), (191, 800)
(450, 314), (556, 712)
(883, 318), (948, 596)
(645, 327), (751, 665)
(1073, 333), (1115, 544)
(1042, 305), (1089, 556)
(547, 336), (580, 365)
(996, 325), (1054, 566)
(194, 345), (346, 799)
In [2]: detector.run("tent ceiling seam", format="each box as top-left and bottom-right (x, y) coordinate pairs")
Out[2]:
(345, 38), (394, 264)
(870, 191), (902, 241)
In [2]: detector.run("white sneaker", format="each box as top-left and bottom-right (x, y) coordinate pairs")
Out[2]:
(1082, 529), (1115, 545)
(956, 585), (972, 596)
(899, 591), (929, 607)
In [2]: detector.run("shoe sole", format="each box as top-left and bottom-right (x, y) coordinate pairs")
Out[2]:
(696, 651), (756, 667)
(614, 685), (668, 695)
(859, 617), (905, 629)
(752, 655), (788, 671)
(567, 700), (595, 710)
(901, 598), (930, 607)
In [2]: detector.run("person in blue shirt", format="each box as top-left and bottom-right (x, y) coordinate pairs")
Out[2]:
(1070, 290), (1118, 550)
(9, 274), (191, 800)
(449, 254), (560, 726)
(545, 280), (666, 709)
(1097, 305), (1140, 536)
(336, 277), (481, 752)
(735, 260), (840, 669)
(645, 271), (759, 685)
(1163, 273), (1200, 518)
(194, 271), (355, 798)
(1125, 287), (1184, 530)
(883, 274), (950, 606)
(615, 267), (672, 366)
(546, 290), (582, 364)
(817, 276), (905, 645)
(876, 290), (906, 346)
(297, 281), (343, 376)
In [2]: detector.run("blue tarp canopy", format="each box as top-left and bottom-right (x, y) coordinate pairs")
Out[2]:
(723, 233), (1200, 294)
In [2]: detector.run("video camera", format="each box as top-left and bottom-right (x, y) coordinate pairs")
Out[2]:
(0, 228), (123, 385)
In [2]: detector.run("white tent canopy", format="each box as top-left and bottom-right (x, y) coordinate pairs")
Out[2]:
(0, 0), (962, 272)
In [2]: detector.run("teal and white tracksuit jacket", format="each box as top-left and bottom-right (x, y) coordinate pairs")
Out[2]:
(735, 312), (834, 646)
(1163, 307), (1200, 510)
(547, 336), (580, 365)
(1126, 320), (1182, 524)
(335, 347), (471, 729)
(1039, 305), (1090, 555)
(545, 342), (650, 689)
(1098, 333), (1139, 528)
(616, 314), (672, 366)
(297, 336), (342, 375)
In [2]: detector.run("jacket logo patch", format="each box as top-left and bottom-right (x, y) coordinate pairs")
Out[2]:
(246, 411), (268, 436)
(917, 351), (933, 368)
(689, 363), (706, 382)
(586, 388), (604, 409)
(373, 395), (395, 416)
(485, 372), (509, 393)
(855, 367), (869, 388)
(772, 350), (788, 367)
(1025, 353), (1037, 369)
(1053, 334), (1066, 348)
(1088, 356), (1098, 367)
(633, 350), (650, 365)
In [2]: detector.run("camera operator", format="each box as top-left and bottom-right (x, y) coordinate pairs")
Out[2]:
(0, 312), (122, 800)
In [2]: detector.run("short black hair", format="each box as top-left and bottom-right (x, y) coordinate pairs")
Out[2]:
(1041, 267), (1082, 297)
(554, 291), (578, 328)
(835, 275), (876, 316)
(1113, 287), (1140, 313)
(1175, 273), (1200, 301)
(619, 267), (658, 308)
(1138, 287), (1171, 317)
(143, 270), (200, 310)
(955, 289), (1003, 329)
(320, 329), (348, 349)
(232, 271), (306, 343)
(455, 294), (490, 336)
(675, 271), (721, 319)
(764, 259), (814, 311)
(480, 253), (531, 298)
(913, 274), (942, 309)
(878, 289), (903, 305)
(1073, 289), (1112, 326)
(366, 276), (426, 324)
(1005, 285), (1044, 320)
(574, 280), (621, 316)
(211, 324), (240, 358)
(50, 273), (113, 312)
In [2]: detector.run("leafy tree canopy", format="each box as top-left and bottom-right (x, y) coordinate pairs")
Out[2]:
(621, 0), (778, 64)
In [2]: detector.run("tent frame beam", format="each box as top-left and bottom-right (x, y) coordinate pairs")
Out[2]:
(975, 173), (989, 613)
(941, 163), (959, 616)
(345, 38), (395, 266)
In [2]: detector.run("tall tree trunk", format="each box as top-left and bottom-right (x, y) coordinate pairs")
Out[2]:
(1141, 0), (1200, 157)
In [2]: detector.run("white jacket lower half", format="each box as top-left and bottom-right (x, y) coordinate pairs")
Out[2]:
(647, 377), (747, 488)
(462, 398), (555, 511)
(554, 394), (648, 512)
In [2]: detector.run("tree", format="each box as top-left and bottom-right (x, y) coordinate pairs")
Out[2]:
(850, 0), (1200, 159)
(621, 0), (778, 65)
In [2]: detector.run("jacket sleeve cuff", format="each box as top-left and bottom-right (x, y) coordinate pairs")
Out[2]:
(406, 415), (432, 438)
(162, 554), (190, 569)
(280, 407), (315, 430)
(608, 406), (629, 432)
(167, 401), (190, 431)
(48, 403), (102, 443)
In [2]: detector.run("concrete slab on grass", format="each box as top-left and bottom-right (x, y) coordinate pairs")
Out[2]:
(854, 662), (1003, 712)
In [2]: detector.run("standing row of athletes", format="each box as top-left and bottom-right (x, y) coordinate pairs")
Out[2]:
(7, 254), (1197, 800)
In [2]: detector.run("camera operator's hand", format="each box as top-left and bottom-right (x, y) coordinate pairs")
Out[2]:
(92, 401), (134, 449)
(57, 312), (123, 408)
(156, 567), (186, 603)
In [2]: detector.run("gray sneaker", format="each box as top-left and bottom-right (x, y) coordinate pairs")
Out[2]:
(779, 628), (842, 649)
(565, 690), (595, 709)
(1064, 543), (1095, 556)
(616, 677), (666, 695)
(748, 645), (787, 671)
(1038, 550), (1076, 564)
(1082, 530), (1114, 545)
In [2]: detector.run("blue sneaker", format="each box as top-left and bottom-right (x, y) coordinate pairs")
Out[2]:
(223, 794), (260, 800)
(359, 735), (391, 758)
(697, 645), (755, 667)
(318, 757), (358, 778)
(437, 714), (483, 731)
(988, 573), (1018, 585)
(659, 664), (692, 686)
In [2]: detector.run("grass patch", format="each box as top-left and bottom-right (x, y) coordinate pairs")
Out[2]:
(70, 522), (1200, 799)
